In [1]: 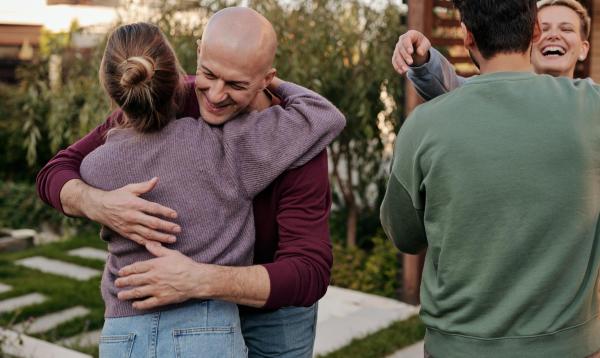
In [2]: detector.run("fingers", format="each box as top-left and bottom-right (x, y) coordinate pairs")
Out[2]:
(145, 242), (174, 257)
(415, 36), (432, 58)
(392, 30), (431, 75)
(126, 233), (151, 246)
(128, 224), (176, 244)
(131, 209), (179, 235)
(119, 261), (152, 277)
(132, 297), (161, 311)
(117, 285), (152, 301)
(143, 200), (178, 220)
(115, 272), (151, 289)
(392, 41), (411, 74)
(125, 177), (158, 196)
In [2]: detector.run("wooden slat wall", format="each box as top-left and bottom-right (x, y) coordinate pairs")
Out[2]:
(0, 24), (42, 47)
(46, 0), (119, 5)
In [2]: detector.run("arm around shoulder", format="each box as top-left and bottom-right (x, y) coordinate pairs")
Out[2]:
(223, 80), (345, 198)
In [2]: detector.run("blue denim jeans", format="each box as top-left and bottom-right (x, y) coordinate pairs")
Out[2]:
(100, 300), (247, 358)
(240, 303), (318, 358)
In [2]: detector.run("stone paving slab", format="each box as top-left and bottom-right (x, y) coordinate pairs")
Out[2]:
(0, 293), (47, 313)
(0, 283), (12, 294)
(314, 286), (419, 357)
(16, 256), (102, 281)
(14, 306), (91, 334)
(0, 328), (92, 358)
(68, 247), (109, 261)
(387, 341), (424, 358)
(58, 329), (102, 348)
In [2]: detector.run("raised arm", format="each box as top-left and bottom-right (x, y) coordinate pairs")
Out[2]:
(408, 48), (467, 100)
(223, 78), (346, 198)
(392, 30), (467, 101)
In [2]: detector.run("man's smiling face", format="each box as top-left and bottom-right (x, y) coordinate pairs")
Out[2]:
(195, 42), (267, 125)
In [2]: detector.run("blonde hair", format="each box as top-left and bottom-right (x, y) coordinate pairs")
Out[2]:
(537, 0), (591, 40)
(100, 22), (185, 133)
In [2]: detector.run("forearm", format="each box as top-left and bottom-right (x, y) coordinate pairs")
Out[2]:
(60, 179), (100, 218)
(196, 264), (270, 307)
(407, 48), (467, 101)
(36, 118), (113, 213)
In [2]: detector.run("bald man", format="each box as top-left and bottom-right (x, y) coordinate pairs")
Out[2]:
(37, 7), (335, 358)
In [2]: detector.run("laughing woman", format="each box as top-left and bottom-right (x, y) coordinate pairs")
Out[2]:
(392, 0), (593, 99)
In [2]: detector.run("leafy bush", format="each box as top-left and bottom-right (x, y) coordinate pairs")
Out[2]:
(331, 235), (401, 298)
(0, 181), (91, 233)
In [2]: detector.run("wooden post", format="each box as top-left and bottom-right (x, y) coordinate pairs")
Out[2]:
(400, 0), (433, 305)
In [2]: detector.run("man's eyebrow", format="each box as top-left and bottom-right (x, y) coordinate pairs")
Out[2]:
(226, 80), (250, 87)
(200, 65), (250, 86)
(201, 65), (215, 75)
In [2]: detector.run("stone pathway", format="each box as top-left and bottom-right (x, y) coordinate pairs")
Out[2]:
(0, 283), (12, 294)
(58, 329), (102, 348)
(0, 293), (47, 313)
(0, 246), (423, 357)
(0, 328), (92, 358)
(314, 286), (419, 357)
(68, 247), (108, 261)
(14, 306), (90, 334)
(16, 256), (101, 281)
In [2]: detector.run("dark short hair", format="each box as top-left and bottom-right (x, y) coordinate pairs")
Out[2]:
(453, 0), (538, 59)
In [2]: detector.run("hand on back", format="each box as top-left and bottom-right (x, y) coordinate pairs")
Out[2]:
(86, 177), (181, 246)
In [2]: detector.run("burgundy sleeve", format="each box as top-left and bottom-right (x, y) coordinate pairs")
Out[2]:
(35, 114), (119, 214)
(36, 76), (198, 215)
(262, 150), (333, 309)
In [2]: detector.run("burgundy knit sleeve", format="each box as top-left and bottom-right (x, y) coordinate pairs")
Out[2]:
(262, 150), (333, 309)
(35, 114), (118, 214)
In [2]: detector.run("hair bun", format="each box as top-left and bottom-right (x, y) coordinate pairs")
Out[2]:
(119, 56), (155, 88)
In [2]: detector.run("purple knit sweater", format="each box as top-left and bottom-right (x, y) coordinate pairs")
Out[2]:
(80, 82), (345, 317)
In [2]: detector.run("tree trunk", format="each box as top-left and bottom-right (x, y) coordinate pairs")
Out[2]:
(330, 145), (359, 247)
(345, 200), (358, 247)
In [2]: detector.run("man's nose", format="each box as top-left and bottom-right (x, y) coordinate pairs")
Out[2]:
(207, 80), (227, 103)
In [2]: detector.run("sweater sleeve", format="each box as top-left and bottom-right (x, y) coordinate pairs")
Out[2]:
(380, 111), (428, 254)
(407, 48), (467, 101)
(35, 115), (118, 214)
(262, 150), (333, 309)
(223, 81), (346, 198)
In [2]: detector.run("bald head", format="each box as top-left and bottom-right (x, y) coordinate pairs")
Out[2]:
(202, 7), (277, 72)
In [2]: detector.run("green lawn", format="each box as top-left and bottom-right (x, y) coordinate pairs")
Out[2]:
(0, 232), (424, 358)
(0, 231), (105, 355)
(320, 315), (425, 358)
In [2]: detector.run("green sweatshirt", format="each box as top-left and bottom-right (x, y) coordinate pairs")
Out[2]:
(381, 72), (600, 358)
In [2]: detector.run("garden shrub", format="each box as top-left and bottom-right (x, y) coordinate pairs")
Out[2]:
(331, 235), (401, 298)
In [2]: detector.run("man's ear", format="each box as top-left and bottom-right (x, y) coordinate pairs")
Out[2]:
(263, 68), (277, 88)
(461, 22), (475, 49)
(532, 19), (542, 43)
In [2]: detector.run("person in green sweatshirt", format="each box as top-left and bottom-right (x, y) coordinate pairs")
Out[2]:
(380, 1), (600, 357)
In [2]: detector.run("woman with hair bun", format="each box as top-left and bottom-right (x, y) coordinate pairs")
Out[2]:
(81, 22), (345, 358)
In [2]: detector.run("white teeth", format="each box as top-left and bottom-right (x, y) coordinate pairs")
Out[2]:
(542, 46), (566, 56)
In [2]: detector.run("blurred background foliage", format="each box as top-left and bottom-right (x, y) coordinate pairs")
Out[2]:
(0, 0), (406, 297)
